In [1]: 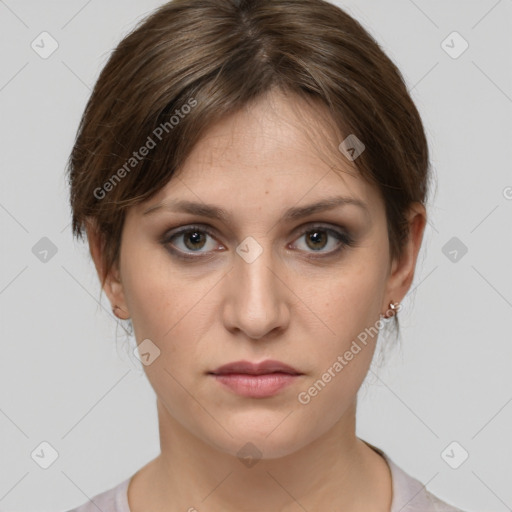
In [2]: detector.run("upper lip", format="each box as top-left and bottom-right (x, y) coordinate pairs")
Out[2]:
(209, 359), (302, 376)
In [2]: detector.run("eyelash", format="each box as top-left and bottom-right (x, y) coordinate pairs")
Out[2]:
(160, 223), (355, 261)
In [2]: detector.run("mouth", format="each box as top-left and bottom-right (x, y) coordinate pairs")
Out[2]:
(208, 360), (303, 398)
(208, 359), (302, 376)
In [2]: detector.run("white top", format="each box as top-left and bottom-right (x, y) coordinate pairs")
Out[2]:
(65, 446), (465, 512)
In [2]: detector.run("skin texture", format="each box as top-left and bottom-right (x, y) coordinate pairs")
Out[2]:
(87, 88), (426, 511)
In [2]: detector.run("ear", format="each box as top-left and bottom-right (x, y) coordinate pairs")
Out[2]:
(85, 218), (129, 316)
(382, 202), (427, 312)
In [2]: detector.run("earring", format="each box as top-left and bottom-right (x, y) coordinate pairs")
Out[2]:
(112, 305), (130, 320)
(381, 301), (400, 319)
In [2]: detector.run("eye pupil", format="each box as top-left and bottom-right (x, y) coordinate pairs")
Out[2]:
(307, 230), (327, 250)
(185, 231), (206, 250)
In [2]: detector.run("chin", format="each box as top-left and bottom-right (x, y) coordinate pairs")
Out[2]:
(203, 416), (314, 462)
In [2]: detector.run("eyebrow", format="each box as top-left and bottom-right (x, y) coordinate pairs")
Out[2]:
(143, 195), (370, 222)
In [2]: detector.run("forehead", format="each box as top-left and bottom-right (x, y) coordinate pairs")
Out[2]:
(134, 89), (384, 221)
(183, 89), (350, 177)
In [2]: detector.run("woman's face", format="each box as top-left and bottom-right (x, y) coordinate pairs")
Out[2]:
(101, 90), (422, 459)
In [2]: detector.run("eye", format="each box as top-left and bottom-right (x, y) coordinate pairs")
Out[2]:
(161, 225), (222, 259)
(161, 223), (355, 261)
(291, 224), (354, 257)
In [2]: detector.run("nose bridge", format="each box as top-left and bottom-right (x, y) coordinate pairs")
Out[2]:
(236, 234), (280, 304)
(225, 234), (287, 338)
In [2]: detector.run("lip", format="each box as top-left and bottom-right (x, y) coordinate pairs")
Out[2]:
(209, 359), (302, 376)
(208, 359), (303, 398)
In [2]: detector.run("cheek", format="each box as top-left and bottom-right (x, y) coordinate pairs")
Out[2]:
(120, 241), (193, 336)
(121, 259), (207, 412)
(296, 282), (379, 422)
(120, 248), (218, 374)
(315, 263), (384, 345)
(300, 260), (385, 396)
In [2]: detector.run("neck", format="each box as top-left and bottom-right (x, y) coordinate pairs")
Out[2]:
(128, 398), (392, 512)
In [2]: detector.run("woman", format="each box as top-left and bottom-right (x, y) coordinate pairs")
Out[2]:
(66, 0), (466, 510)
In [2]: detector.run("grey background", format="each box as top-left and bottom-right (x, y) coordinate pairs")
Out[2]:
(0, 0), (511, 510)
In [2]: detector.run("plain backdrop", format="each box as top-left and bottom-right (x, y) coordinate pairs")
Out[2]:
(0, 1), (511, 511)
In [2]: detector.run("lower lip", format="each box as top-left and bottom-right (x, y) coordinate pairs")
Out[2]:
(210, 373), (300, 398)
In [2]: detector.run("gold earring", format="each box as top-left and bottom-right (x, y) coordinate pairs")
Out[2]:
(382, 301), (400, 319)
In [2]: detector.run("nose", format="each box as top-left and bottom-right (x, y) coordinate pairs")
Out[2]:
(221, 239), (290, 341)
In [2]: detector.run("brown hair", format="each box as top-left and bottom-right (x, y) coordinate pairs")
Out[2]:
(67, 0), (432, 337)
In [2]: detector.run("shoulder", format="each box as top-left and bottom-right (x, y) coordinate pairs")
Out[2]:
(384, 453), (466, 512)
(362, 440), (466, 512)
(64, 476), (132, 512)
